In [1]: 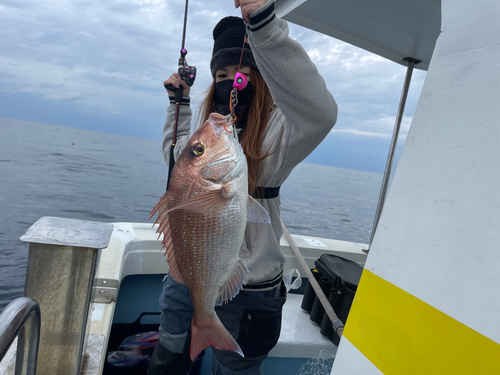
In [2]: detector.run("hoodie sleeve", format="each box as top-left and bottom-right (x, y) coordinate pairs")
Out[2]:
(245, 0), (338, 175)
(162, 96), (193, 168)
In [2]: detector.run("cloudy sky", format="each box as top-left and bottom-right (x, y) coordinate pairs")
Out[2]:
(0, 0), (427, 173)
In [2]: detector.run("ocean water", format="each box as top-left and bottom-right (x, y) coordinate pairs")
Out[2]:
(0, 117), (382, 312)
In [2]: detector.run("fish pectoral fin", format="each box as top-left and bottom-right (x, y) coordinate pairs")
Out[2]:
(216, 258), (249, 306)
(166, 189), (230, 216)
(148, 191), (169, 222)
(247, 195), (271, 223)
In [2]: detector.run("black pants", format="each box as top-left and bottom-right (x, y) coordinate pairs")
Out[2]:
(213, 282), (287, 371)
(148, 278), (286, 374)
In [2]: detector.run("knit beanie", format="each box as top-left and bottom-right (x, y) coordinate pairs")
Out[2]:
(210, 16), (258, 78)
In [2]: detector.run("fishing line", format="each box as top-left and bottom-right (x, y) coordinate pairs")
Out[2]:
(182, 0), (233, 129)
(237, 33), (246, 71)
(191, 0), (232, 59)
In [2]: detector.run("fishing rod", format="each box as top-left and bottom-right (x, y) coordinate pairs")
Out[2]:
(164, 2), (248, 188)
(165, 0), (197, 191)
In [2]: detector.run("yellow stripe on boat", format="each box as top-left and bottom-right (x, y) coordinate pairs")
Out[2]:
(344, 270), (500, 375)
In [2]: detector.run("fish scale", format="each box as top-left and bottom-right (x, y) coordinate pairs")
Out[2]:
(150, 113), (270, 361)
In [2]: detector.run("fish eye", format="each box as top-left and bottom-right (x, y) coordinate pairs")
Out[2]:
(192, 143), (204, 156)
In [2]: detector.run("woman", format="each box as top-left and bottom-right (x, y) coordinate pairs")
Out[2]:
(148, 1), (337, 374)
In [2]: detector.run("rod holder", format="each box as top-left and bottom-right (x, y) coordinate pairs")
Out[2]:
(20, 217), (113, 375)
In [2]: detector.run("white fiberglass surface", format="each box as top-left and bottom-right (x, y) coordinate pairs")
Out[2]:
(276, 0), (441, 70)
(270, 294), (337, 358)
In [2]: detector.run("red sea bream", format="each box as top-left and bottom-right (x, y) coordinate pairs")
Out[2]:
(149, 113), (270, 361)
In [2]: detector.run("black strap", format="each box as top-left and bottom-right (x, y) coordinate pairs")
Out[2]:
(253, 186), (281, 199)
(243, 271), (283, 291)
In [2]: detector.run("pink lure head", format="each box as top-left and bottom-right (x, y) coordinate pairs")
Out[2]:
(233, 72), (247, 90)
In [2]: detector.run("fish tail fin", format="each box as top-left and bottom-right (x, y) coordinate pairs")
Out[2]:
(190, 315), (243, 362)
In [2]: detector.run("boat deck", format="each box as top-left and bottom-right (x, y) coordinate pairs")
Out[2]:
(93, 223), (365, 374)
(1, 220), (367, 375)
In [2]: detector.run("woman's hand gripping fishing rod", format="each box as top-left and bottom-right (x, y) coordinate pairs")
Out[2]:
(164, 51), (196, 100)
(164, 0), (196, 191)
(164, 73), (191, 98)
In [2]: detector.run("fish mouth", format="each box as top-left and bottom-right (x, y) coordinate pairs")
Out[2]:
(208, 113), (233, 139)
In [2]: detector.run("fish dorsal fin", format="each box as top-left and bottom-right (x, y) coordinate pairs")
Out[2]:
(247, 196), (271, 223)
(216, 258), (248, 306)
(166, 188), (231, 216)
(149, 192), (185, 285)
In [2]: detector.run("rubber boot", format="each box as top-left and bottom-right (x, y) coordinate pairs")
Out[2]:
(147, 341), (193, 375)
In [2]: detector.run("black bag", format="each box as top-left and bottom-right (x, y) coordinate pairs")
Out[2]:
(301, 254), (363, 345)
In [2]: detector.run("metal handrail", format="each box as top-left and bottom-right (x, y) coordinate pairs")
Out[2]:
(0, 297), (41, 375)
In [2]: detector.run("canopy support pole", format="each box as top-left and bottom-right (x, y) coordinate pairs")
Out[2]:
(367, 57), (421, 251)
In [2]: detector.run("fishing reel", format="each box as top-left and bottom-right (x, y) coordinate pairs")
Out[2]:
(165, 48), (197, 103)
(177, 48), (197, 87)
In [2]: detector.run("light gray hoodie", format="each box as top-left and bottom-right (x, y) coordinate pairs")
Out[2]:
(162, 1), (337, 286)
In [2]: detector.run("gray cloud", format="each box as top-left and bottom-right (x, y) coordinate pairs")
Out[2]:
(0, 0), (426, 141)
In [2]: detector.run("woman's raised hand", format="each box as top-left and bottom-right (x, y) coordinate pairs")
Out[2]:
(163, 73), (191, 97)
(234, 0), (268, 22)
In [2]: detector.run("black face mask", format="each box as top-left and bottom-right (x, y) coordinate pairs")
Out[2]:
(215, 79), (253, 111)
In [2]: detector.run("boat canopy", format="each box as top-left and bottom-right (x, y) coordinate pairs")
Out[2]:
(275, 0), (441, 70)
